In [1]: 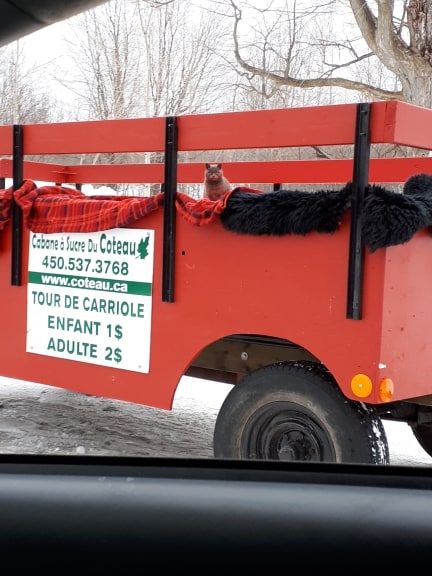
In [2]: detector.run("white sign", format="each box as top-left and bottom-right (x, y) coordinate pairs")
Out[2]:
(26, 228), (155, 373)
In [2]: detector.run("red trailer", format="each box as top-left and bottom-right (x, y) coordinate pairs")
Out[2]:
(1, 100), (432, 464)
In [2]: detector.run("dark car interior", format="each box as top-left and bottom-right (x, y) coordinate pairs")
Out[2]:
(0, 0), (108, 47)
(3, 455), (432, 571)
(1, 1), (432, 572)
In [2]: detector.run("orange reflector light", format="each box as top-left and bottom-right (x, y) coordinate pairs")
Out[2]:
(351, 373), (372, 398)
(379, 378), (394, 403)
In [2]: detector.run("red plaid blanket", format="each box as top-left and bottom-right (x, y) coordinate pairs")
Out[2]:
(0, 180), (262, 233)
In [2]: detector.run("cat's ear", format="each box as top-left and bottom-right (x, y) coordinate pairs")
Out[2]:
(206, 163), (210, 169)
(217, 163), (222, 169)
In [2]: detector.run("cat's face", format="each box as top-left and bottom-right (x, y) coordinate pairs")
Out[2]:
(205, 164), (222, 179)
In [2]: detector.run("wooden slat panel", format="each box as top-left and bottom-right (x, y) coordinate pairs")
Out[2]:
(23, 117), (165, 155)
(0, 125), (12, 155)
(391, 102), (432, 150)
(6, 102), (432, 158)
(370, 100), (432, 150)
(177, 104), (359, 150)
(3, 156), (432, 186)
(63, 157), (432, 185)
(0, 159), (69, 182)
(63, 163), (165, 184)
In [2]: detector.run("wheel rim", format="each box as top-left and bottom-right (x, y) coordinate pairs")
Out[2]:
(243, 402), (335, 462)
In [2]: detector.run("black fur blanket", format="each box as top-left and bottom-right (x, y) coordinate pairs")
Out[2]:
(220, 173), (432, 252)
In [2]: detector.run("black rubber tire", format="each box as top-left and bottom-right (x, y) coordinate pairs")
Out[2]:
(213, 361), (389, 464)
(411, 424), (432, 457)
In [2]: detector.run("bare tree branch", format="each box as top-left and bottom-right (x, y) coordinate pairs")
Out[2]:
(230, 0), (403, 101)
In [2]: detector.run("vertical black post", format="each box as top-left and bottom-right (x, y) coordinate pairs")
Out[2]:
(162, 116), (178, 302)
(346, 103), (371, 320)
(0, 178), (5, 189)
(11, 124), (23, 286)
(273, 183), (281, 191)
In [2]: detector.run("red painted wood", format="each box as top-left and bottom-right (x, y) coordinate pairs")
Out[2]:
(2, 206), (430, 407)
(386, 101), (432, 150)
(2, 156), (432, 186)
(0, 211), (388, 408)
(1, 102), (432, 408)
(0, 125), (12, 155)
(381, 230), (432, 397)
(177, 104), (358, 150)
(22, 117), (166, 155)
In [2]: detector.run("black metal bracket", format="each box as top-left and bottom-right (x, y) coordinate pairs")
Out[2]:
(346, 103), (371, 320)
(11, 124), (23, 286)
(162, 116), (178, 303)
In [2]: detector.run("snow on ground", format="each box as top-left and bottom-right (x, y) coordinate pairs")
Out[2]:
(0, 375), (430, 466)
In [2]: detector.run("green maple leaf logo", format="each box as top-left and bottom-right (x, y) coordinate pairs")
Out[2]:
(137, 235), (150, 260)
